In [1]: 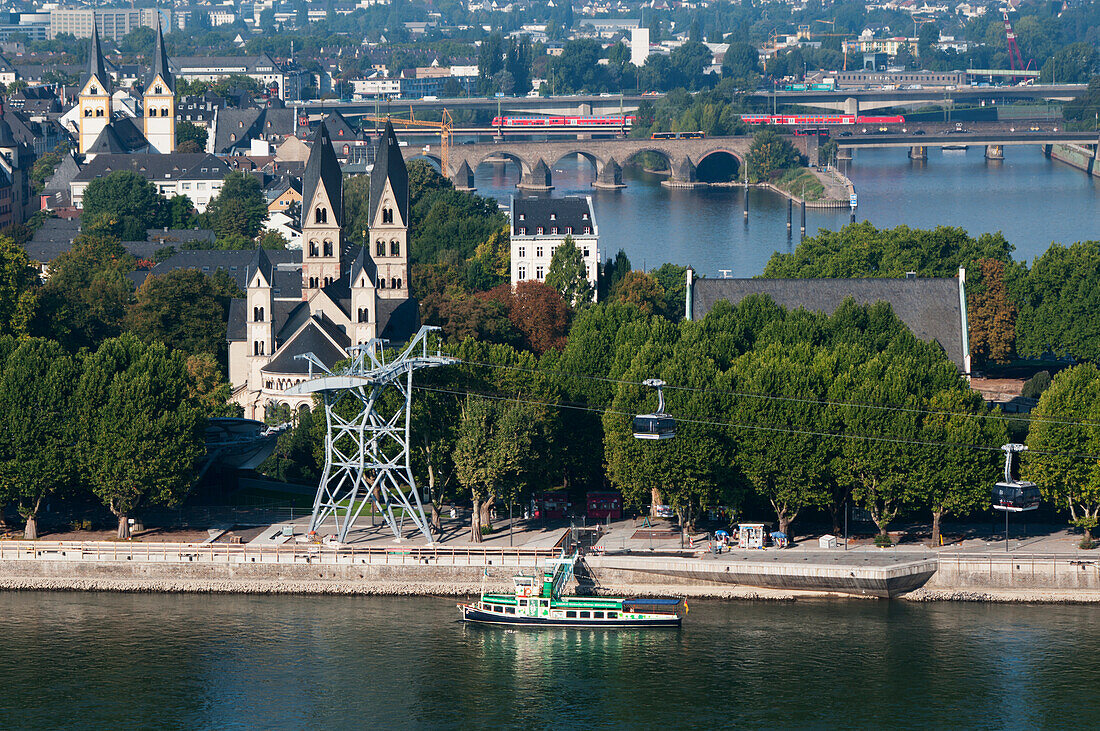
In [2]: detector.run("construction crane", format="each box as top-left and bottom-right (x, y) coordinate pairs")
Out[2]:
(1003, 12), (1028, 83)
(361, 109), (453, 176)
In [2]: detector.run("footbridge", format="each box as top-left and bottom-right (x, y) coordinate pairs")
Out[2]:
(401, 135), (818, 190)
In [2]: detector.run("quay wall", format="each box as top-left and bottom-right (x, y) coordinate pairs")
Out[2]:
(1049, 143), (1099, 177)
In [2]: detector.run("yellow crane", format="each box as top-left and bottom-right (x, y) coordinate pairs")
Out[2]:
(361, 109), (453, 176)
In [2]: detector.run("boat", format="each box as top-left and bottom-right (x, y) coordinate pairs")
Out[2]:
(942, 144), (969, 151)
(458, 551), (684, 628)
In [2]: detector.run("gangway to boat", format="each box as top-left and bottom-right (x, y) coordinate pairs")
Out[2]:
(545, 550), (579, 599)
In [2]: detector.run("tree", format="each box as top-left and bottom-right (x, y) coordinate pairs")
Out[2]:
(1015, 241), (1100, 362)
(32, 235), (134, 350)
(0, 236), (37, 335)
(1026, 364), (1100, 541)
(176, 121), (208, 152)
(343, 174), (373, 242)
(203, 171), (267, 239)
(723, 41), (762, 80)
(968, 257), (1016, 364)
(30, 149), (63, 194)
(544, 235), (594, 306)
(1040, 42), (1100, 84)
(669, 41), (713, 90)
(81, 171), (168, 240)
(167, 195), (197, 229)
(76, 334), (205, 539)
(127, 268), (229, 358)
(611, 271), (665, 314)
(494, 281), (572, 355)
(745, 129), (801, 183)
(0, 338), (78, 539)
(470, 227), (510, 282)
(921, 389), (1006, 547)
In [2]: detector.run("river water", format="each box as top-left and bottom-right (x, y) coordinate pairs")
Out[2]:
(2, 591), (1095, 727)
(473, 146), (1100, 277)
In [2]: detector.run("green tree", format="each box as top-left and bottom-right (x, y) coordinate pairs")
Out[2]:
(30, 148), (63, 194)
(611, 271), (665, 314)
(176, 121), (208, 152)
(343, 174), (373, 244)
(544, 235), (593, 306)
(76, 334), (205, 539)
(203, 171), (267, 238)
(81, 171), (168, 240)
(0, 236), (38, 335)
(745, 128), (801, 183)
(0, 338), (78, 539)
(1025, 364), (1100, 541)
(1015, 240), (1100, 362)
(968, 257), (1016, 364)
(1040, 42), (1100, 84)
(167, 194), (198, 229)
(127, 268), (229, 358)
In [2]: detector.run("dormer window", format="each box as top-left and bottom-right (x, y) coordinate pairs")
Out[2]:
(518, 213), (525, 221)
(582, 212), (589, 220)
(550, 213), (556, 220)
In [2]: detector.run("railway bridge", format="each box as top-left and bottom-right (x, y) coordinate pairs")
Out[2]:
(400, 135), (819, 190)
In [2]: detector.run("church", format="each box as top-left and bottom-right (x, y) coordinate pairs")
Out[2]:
(226, 121), (419, 419)
(73, 21), (176, 156)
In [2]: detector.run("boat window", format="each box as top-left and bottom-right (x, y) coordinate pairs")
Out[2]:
(506, 606), (516, 614)
(518, 599), (527, 606)
(607, 612), (617, 619)
(594, 611), (604, 619)
(566, 611), (577, 618)
(579, 611), (590, 619)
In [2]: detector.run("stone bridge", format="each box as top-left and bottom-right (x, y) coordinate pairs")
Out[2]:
(400, 135), (819, 191)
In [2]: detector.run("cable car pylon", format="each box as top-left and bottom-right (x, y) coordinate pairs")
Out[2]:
(285, 326), (455, 544)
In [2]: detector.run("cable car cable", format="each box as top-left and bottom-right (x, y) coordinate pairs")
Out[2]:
(443, 357), (1100, 429)
(412, 384), (1100, 461)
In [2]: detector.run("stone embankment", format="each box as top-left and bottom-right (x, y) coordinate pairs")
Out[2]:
(1049, 143), (1099, 177)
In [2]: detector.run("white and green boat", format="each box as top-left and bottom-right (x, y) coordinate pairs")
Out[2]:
(458, 553), (684, 628)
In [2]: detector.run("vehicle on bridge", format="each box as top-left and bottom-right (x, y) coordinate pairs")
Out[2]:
(650, 131), (705, 139)
(741, 114), (905, 126)
(492, 115), (636, 128)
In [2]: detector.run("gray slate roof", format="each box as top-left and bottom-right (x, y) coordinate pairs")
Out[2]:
(74, 153), (230, 184)
(512, 196), (594, 235)
(691, 277), (968, 372)
(151, 248), (299, 293)
(302, 122), (343, 226)
(261, 317), (349, 375)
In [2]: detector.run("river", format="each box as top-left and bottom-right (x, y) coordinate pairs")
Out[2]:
(2, 591), (1095, 727)
(473, 146), (1100, 277)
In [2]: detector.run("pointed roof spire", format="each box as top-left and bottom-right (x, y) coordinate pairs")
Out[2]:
(369, 120), (409, 226)
(84, 25), (110, 91)
(148, 19), (174, 93)
(302, 121), (343, 227)
(248, 246), (273, 286)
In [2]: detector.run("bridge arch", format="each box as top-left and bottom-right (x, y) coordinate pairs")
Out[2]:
(695, 148), (743, 183)
(405, 153), (443, 175)
(470, 150), (533, 179)
(551, 150), (605, 176)
(621, 147), (674, 174)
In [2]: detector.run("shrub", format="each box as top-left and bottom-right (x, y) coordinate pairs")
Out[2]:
(874, 533), (894, 548)
(1021, 370), (1052, 400)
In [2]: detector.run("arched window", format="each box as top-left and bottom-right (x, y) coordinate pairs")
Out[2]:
(379, 278), (386, 289)
(390, 240), (400, 256)
(323, 240), (333, 257)
(357, 307), (368, 323)
(253, 306), (265, 321)
(375, 240), (385, 257)
(84, 109), (92, 117)
(90, 86), (98, 95)
(390, 277), (397, 289)
(308, 276), (319, 288)
(149, 108), (157, 117)
(155, 85), (163, 94)
(309, 241), (319, 257)
(382, 208), (393, 224)
(162, 108), (169, 117)
(343, 144), (349, 154)
(315, 207), (327, 224)
(95, 109), (104, 117)
(253, 341), (265, 356)
(396, 278), (402, 290)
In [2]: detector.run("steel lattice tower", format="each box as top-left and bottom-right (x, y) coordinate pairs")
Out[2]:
(286, 326), (454, 544)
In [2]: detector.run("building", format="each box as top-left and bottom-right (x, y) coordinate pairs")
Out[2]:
(225, 121), (418, 419)
(49, 8), (170, 40)
(170, 55), (307, 100)
(143, 22), (175, 154)
(0, 106), (34, 228)
(686, 272), (971, 374)
(630, 27), (651, 68)
(70, 153), (231, 212)
(510, 196), (599, 299)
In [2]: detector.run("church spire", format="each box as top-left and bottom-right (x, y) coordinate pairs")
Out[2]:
(85, 25), (110, 90)
(150, 19), (173, 92)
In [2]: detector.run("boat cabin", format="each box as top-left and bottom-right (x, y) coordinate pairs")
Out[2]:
(587, 491), (622, 520)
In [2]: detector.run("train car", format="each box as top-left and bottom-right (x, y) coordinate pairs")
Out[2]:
(854, 115), (906, 124)
(794, 127), (830, 137)
(741, 114), (856, 126)
(492, 115), (636, 128)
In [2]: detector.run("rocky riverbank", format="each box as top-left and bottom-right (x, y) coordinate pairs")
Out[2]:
(904, 587), (1100, 603)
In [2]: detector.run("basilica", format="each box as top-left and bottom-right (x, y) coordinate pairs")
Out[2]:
(225, 120), (419, 419)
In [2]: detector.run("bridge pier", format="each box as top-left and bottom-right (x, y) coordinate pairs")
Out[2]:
(985, 144), (1004, 160)
(517, 158), (554, 192)
(593, 157), (625, 189)
(661, 156), (701, 189)
(908, 145), (927, 160)
(452, 160), (475, 191)
(837, 147), (853, 162)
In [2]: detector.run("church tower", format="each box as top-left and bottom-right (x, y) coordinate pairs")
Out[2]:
(143, 21), (175, 154)
(349, 248), (377, 346)
(78, 27), (112, 155)
(301, 123), (343, 298)
(246, 247), (275, 388)
(369, 121), (409, 300)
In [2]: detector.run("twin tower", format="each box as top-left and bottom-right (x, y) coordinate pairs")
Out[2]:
(77, 22), (175, 155)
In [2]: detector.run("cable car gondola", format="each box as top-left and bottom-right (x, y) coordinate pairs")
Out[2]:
(633, 379), (675, 441)
(992, 443), (1041, 512)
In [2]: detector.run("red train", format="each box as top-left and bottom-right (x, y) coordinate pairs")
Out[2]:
(492, 115), (636, 127)
(741, 114), (905, 125)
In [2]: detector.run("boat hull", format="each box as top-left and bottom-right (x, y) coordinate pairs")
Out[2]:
(458, 603), (681, 628)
